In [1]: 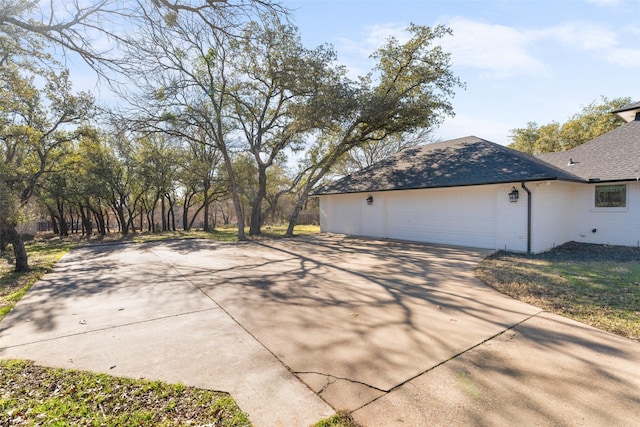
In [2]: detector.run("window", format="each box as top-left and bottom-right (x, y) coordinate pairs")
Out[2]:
(595, 185), (626, 208)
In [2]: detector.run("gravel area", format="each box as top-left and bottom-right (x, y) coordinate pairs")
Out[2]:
(491, 241), (640, 262)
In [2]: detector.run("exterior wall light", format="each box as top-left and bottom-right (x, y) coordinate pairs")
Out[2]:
(366, 195), (373, 205)
(508, 187), (519, 203)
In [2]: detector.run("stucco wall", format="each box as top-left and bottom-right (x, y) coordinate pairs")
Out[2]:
(569, 181), (640, 247)
(528, 181), (575, 253)
(319, 180), (640, 253)
(496, 184), (529, 252)
(319, 192), (363, 235)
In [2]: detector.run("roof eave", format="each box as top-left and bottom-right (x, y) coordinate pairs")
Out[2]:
(314, 176), (586, 196)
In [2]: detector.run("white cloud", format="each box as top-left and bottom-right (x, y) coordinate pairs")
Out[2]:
(607, 48), (640, 66)
(335, 19), (547, 80)
(332, 16), (640, 81)
(537, 23), (618, 51)
(537, 22), (640, 67)
(443, 17), (548, 78)
(337, 22), (409, 56)
(444, 17), (640, 77)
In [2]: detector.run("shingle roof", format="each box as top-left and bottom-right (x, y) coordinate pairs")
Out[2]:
(612, 102), (640, 123)
(537, 119), (640, 182)
(612, 102), (640, 114)
(316, 136), (583, 195)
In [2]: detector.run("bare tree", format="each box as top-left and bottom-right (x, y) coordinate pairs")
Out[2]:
(1, 0), (284, 76)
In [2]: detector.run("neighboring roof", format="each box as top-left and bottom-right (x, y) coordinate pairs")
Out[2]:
(537, 119), (640, 182)
(316, 136), (583, 195)
(612, 102), (640, 123)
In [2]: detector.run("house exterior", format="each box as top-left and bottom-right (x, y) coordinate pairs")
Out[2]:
(315, 103), (640, 253)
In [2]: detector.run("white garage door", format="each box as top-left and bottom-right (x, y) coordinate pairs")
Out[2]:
(385, 187), (497, 249)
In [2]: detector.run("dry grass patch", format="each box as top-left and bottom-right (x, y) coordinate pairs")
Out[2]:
(476, 242), (640, 341)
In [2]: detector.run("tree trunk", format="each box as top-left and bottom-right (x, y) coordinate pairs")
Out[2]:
(93, 208), (106, 236)
(222, 160), (245, 239)
(202, 186), (210, 232)
(48, 208), (60, 235)
(182, 202), (190, 231)
(127, 207), (136, 235)
(286, 195), (306, 237)
(160, 195), (167, 231)
(166, 194), (176, 231)
(79, 205), (92, 236)
(115, 202), (128, 236)
(57, 200), (68, 236)
(0, 221), (6, 253)
(222, 205), (229, 225)
(249, 165), (268, 236)
(6, 224), (28, 272)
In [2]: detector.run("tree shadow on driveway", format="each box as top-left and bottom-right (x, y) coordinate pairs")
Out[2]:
(2, 234), (638, 423)
(164, 234), (546, 410)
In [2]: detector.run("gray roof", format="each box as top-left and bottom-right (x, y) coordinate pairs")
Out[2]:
(612, 101), (640, 112)
(612, 102), (640, 123)
(316, 136), (583, 195)
(537, 119), (640, 182)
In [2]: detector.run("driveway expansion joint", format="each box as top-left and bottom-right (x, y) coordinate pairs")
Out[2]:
(0, 308), (219, 350)
(354, 310), (545, 412)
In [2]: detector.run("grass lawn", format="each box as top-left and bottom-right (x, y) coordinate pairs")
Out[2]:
(476, 241), (640, 341)
(0, 359), (250, 426)
(0, 240), (72, 320)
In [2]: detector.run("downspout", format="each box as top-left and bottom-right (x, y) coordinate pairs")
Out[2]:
(521, 182), (532, 253)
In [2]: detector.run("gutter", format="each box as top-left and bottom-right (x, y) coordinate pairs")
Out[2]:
(521, 182), (532, 253)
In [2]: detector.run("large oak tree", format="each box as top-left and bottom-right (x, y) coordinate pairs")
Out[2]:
(285, 24), (463, 236)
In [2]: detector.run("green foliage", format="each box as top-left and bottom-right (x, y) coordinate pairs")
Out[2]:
(0, 359), (251, 426)
(0, 32), (93, 269)
(367, 24), (461, 134)
(285, 23), (462, 235)
(3, 3), (462, 244)
(313, 412), (361, 427)
(508, 96), (633, 154)
(226, 17), (345, 235)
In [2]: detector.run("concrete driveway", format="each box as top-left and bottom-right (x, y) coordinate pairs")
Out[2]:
(0, 234), (639, 426)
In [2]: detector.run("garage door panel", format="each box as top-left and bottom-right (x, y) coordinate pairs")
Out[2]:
(386, 188), (497, 249)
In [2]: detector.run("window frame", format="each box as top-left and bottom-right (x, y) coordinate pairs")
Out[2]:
(594, 184), (627, 209)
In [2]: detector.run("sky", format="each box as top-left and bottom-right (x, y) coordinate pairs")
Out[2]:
(283, 0), (640, 145)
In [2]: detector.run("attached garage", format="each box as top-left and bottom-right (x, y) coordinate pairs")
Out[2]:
(316, 136), (582, 252)
(318, 103), (640, 253)
(320, 184), (518, 250)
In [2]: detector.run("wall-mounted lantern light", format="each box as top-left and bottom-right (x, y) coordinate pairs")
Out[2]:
(508, 187), (519, 203)
(366, 195), (373, 205)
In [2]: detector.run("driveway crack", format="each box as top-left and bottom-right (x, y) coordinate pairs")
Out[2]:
(295, 371), (387, 394)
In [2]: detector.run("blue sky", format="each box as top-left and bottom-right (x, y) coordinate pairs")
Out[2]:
(285, 0), (640, 145)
